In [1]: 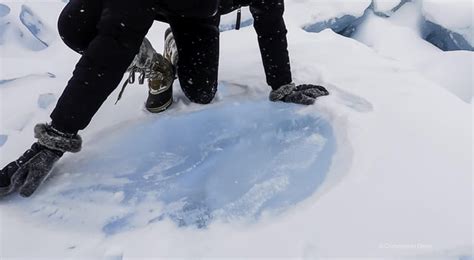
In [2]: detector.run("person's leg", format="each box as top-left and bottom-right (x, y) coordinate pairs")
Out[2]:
(51, 0), (157, 133)
(167, 15), (221, 104)
(249, 0), (292, 89)
(0, 0), (159, 198)
(57, 0), (102, 54)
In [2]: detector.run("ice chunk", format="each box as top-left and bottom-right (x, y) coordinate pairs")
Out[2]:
(303, 0), (473, 51)
(422, 0), (473, 46)
(0, 3), (54, 50)
(19, 4), (54, 47)
(422, 20), (473, 51)
(301, 1), (373, 36)
(303, 14), (367, 37)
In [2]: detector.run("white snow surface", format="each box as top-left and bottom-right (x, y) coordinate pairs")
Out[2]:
(285, 0), (372, 27)
(0, 0), (472, 259)
(373, 0), (403, 13)
(353, 2), (473, 102)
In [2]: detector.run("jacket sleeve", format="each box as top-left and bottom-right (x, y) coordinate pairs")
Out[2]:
(250, 0), (292, 90)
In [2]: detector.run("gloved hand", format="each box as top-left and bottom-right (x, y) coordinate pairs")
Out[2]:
(269, 83), (329, 105)
(0, 123), (82, 198)
(0, 143), (63, 197)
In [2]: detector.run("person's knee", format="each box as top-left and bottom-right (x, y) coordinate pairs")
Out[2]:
(188, 91), (216, 104)
(177, 62), (219, 105)
(97, 9), (153, 52)
(182, 83), (217, 104)
(57, 12), (90, 53)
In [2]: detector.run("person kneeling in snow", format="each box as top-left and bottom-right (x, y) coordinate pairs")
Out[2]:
(0, 0), (329, 198)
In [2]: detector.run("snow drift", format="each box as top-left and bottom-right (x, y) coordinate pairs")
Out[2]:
(0, 3), (56, 51)
(301, 0), (473, 52)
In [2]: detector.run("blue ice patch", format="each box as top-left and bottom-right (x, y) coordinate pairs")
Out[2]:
(10, 100), (336, 234)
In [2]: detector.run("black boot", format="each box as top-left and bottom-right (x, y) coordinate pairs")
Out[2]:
(0, 123), (82, 198)
(145, 28), (177, 113)
(145, 52), (175, 113)
(119, 36), (175, 112)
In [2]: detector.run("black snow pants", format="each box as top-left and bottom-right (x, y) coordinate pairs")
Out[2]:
(51, 0), (156, 134)
(51, 0), (220, 134)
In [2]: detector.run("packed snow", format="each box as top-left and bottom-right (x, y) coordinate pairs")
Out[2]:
(373, 0), (406, 13)
(0, 0), (472, 259)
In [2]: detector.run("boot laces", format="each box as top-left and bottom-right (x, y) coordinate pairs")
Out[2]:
(116, 57), (164, 104)
(116, 36), (175, 104)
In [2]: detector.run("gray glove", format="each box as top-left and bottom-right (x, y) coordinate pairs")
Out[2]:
(0, 124), (82, 198)
(0, 143), (63, 197)
(269, 83), (329, 105)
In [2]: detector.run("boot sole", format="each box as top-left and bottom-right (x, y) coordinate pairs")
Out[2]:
(145, 98), (173, 114)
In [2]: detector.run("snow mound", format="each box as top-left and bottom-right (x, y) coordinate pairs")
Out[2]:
(353, 5), (473, 102)
(422, 0), (473, 46)
(18, 4), (55, 47)
(301, 0), (473, 51)
(0, 4), (10, 17)
(0, 3), (56, 51)
(3, 100), (335, 232)
(373, 0), (407, 14)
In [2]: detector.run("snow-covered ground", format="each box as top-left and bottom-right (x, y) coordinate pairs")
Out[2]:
(0, 0), (472, 259)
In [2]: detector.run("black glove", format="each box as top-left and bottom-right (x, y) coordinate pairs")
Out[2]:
(0, 124), (82, 198)
(0, 143), (63, 197)
(269, 83), (329, 105)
